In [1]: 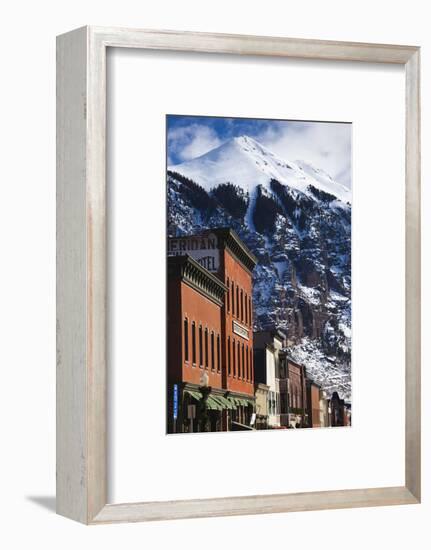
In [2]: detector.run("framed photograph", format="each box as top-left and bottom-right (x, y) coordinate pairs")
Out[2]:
(56, 27), (420, 524)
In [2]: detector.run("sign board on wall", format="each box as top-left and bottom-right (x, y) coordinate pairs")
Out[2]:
(167, 233), (220, 273)
(232, 320), (249, 340)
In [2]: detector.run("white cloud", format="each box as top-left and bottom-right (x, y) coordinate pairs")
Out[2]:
(168, 124), (222, 164)
(258, 122), (352, 188)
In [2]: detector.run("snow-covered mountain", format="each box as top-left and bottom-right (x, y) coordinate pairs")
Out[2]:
(170, 134), (350, 202)
(168, 135), (351, 400)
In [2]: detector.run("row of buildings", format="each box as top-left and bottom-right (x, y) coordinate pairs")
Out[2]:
(167, 228), (351, 434)
(253, 330), (351, 430)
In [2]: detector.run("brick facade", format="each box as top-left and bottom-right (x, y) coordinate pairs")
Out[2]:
(167, 229), (257, 433)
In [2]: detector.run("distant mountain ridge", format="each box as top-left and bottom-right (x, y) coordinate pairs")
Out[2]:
(167, 135), (351, 400)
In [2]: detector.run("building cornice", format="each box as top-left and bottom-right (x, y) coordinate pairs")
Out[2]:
(280, 353), (304, 369)
(212, 228), (257, 273)
(168, 255), (227, 306)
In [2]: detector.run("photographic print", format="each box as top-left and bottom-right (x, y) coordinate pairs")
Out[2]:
(167, 115), (351, 434)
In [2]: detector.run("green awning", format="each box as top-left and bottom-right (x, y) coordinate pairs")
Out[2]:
(184, 389), (202, 401)
(184, 390), (252, 411)
(226, 397), (238, 409)
(230, 396), (255, 407)
(206, 396), (223, 411)
(221, 396), (237, 410)
(209, 396), (225, 409)
(213, 395), (236, 410)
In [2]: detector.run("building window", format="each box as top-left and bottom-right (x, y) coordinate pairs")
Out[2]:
(191, 322), (196, 365)
(231, 282), (235, 317)
(232, 338), (236, 377)
(184, 318), (189, 362)
(227, 336), (231, 376)
(248, 297), (252, 326)
(236, 286), (239, 319)
(217, 334), (221, 372)
(199, 325), (203, 367)
(241, 344), (245, 379)
(205, 328), (209, 369)
(246, 345), (249, 381)
(211, 332), (215, 371)
(237, 341), (241, 378)
(240, 290), (244, 321)
(227, 278), (230, 311)
(244, 293), (248, 325)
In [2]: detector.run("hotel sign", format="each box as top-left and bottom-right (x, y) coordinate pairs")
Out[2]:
(168, 233), (220, 273)
(232, 320), (249, 340)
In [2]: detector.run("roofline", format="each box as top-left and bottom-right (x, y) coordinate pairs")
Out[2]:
(213, 227), (258, 270)
(306, 379), (321, 389)
(281, 354), (306, 370)
(254, 329), (286, 342)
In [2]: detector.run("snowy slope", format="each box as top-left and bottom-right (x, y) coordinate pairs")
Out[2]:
(169, 135), (351, 204)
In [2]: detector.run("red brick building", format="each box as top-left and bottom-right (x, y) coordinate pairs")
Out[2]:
(306, 380), (322, 428)
(167, 229), (257, 433)
(279, 354), (308, 428)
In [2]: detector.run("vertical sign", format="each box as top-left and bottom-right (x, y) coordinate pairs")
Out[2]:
(173, 384), (178, 420)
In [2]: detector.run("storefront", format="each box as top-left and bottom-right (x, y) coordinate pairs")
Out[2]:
(172, 384), (255, 433)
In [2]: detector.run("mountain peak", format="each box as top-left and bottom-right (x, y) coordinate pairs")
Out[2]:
(233, 134), (258, 145)
(169, 135), (351, 203)
(232, 135), (272, 155)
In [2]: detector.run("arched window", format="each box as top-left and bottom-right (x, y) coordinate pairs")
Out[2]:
(184, 318), (189, 362)
(231, 282), (235, 316)
(191, 321), (196, 365)
(211, 331), (215, 370)
(199, 325), (203, 367)
(237, 341), (241, 378)
(232, 338), (236, 377)
(204, 328), (209, 369)
(227, 336), (231, 376)
(217, 334), (221, 372)
(241, 344), (245, 379)
(240, 289), (244, 321)
(246, 345), (249, 380)
(236, 286), (239, 318)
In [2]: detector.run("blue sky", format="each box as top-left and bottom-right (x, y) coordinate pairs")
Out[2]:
(167, 115), (352, 188)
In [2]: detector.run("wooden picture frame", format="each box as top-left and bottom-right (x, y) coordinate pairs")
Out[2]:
(56, 26), (421, 524)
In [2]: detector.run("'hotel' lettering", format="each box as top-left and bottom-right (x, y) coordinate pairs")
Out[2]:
(197, 256), (217, 271)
